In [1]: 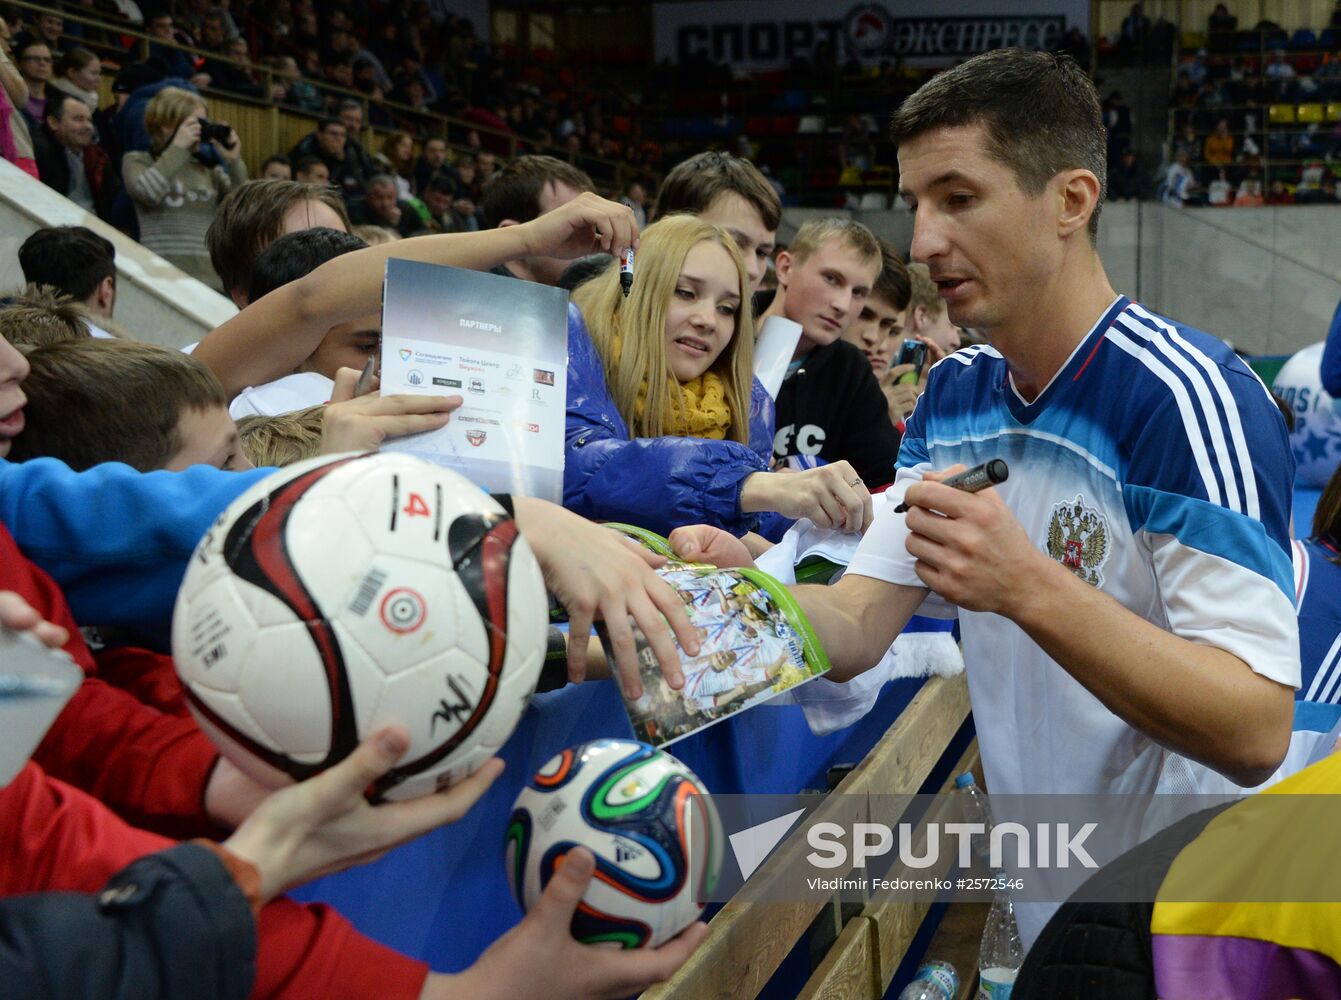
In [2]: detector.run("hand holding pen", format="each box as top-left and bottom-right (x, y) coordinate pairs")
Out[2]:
(894, 459), (1008, 513)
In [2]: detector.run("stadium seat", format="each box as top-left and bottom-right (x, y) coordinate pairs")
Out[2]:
(1328, 103), (1341, 121)
(1290, 29), (1317, 50)
(1298, 104), (1325, 123)
(797, 115), (825, 135)
(858, 191), (888, 211)
(1269, 104), (1297, 124)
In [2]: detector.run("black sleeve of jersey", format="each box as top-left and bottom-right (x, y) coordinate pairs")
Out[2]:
(842, 364), (903, 488)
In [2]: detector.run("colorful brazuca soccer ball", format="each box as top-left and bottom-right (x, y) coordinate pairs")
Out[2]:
(505, 739), (723, 948)
(172, 452), (547, 801)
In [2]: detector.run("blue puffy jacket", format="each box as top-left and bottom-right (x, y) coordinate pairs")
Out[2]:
(565, 304), (775, 536)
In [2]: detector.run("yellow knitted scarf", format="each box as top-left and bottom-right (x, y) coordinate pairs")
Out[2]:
(614, 331), (733, 440)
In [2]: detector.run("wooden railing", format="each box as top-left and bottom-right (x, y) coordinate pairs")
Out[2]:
(641, 673), (977, 1000)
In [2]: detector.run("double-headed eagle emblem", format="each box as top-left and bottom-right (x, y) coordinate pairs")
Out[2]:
(1046, 495), (1109, 587)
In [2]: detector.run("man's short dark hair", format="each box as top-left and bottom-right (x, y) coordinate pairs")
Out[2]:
(247, 227), (368, 302)
(426, 175), (456, 197)
(479, 154), (593, 228)
(318, 116), (346, 133)
(293, 155), (325, 176)
(652, 150), (782, 232)
(260, 153), (290, 172)
(43, 92), (79, 125)
(206, 178), (351, 298)
(19, 227), (115, 303)
(889, 49), (1107, 239)
(872, 239), (911, 312)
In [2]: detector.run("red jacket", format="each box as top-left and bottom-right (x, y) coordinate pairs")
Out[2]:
(0, 522), (430, 998)
(0, 762), (429, 999)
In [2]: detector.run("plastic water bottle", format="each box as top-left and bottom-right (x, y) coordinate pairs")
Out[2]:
(977, 892), (1024, 999)
(954, 772), (992, 866)
(898, 960), (958, 1000)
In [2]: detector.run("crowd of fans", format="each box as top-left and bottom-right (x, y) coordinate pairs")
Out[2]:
(0, 4), (1340, 996)
(1153, 1), (1341, 207)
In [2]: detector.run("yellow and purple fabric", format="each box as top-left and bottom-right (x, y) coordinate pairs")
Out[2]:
(1152, 751), (1341, 998)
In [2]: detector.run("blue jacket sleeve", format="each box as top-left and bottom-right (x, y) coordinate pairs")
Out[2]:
(0, 458), (268, 648)
(563, 305), (769, 536)
(1323, 297), (1341, 397)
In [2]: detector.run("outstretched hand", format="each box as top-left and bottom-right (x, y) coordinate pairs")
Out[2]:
(320, 365), (463, 454)
(0, 591), (68, 650)
(518, 191), (639, 263)
(512, 498), (700, 700)
(450, 846), (708, 1000)
(222, 727), (504, 904)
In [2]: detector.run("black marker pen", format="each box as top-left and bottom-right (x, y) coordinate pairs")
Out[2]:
(620, 247), (634, 297)
(894, 458), (1009, 513)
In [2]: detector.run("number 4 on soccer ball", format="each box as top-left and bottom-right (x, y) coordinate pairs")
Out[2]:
(403, 493), (431, 518)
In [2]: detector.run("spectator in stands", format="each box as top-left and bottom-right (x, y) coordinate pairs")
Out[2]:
(288, 116), (373, 210)
(652, 150), (781, 292)
(122, 87), (247, 291)
(260, 154), (291, 180)
(619, 180), (648, 228)
(422, 174), (475, 233)
(1102, 90), (1132, 158)
(49, 47), (100, 112)
(293, 155), (329, 186)
(352, 173), (423, 237)
(481, 154), (595, 284)
(29, 11), (63, 57)
(201, 35), (263, 100)
(1206, 168), (1233, 205)
(1108, 149), (1142, 201)
(1208, 3), (1237, 52)
(376, 130), (416, 199)
(1235, 171), (1265, 206)
(476, 149), (498, 184)
(338, 98), (369, 140)
(1160, 149), (1201, 206)
(32, 92), (120, 220)
(1203, 118), (1234, 173)
(758, 219), (900, 486)
(206, 177), (350, 307)
(453, 152), (481, 201)
(269, 54), (323, 113)
(0, 22), (37, 179)
(14, 37), (52, 126)
(903, 263), (961, 354)
(1266, 178), (1295, 204)
(18, 226), (117, 337)
(566, 213), (871, 538)
(145, 13), (203, 85)
(413, 135), (450, 195)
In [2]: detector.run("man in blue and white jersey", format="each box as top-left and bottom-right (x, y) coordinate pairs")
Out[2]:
(794, 49), (1299, 946)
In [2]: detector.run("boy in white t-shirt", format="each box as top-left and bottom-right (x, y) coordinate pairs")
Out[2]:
(791, 50), (1299, 947)
(229, 227), (379, 418)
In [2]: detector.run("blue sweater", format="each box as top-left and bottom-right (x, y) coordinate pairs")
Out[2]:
(564, 304), (775, 537)
(0, 458), (265, 648)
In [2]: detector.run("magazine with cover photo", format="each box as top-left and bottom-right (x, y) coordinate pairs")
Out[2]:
(596, 526), (831, 748)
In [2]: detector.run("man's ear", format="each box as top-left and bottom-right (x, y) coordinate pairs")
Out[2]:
(496, 218), (519, 229)
(228, 286), (249, 309)
(1057, 168), (1102, 239)
(95, 275), (115, 313)
(774, 249), (794, 288)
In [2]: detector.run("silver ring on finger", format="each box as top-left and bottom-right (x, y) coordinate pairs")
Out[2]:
(848, 477), (863, 487)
